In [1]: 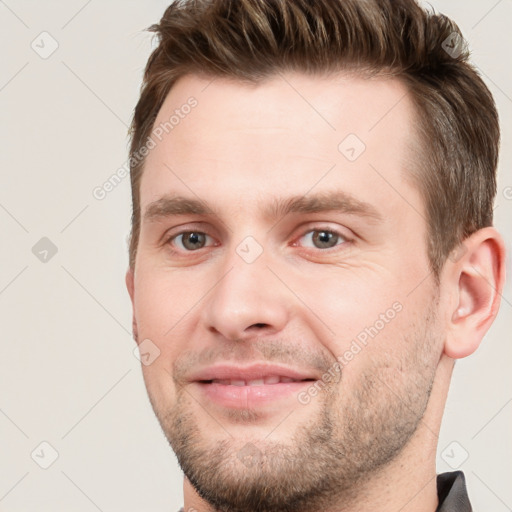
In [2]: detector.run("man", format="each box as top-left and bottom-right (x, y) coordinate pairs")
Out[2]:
(125, 0), (506, 510)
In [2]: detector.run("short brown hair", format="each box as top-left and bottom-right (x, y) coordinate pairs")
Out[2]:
(128, 0), (499, 274)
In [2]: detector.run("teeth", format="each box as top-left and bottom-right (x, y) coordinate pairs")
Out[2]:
(211, 376), (301, 386)
(247, 379), (264, 386)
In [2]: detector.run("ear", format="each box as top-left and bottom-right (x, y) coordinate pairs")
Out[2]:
(125, 267), (139, 344)
(443, 227), (506, 359)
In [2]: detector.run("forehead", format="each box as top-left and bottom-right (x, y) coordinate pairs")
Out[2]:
(140, 71), (420, 220)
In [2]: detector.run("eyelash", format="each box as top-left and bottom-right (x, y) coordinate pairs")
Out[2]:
(164, 226), (353, 255)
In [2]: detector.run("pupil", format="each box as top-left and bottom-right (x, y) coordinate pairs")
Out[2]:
(185, 232), (204, 249)
(314, 231), (336, 248)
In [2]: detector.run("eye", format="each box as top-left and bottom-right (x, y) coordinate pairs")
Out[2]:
(298, 228), (348, 250)
(170, 231), (213, 251)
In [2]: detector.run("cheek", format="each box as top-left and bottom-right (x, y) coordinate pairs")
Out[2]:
(134, 269), (198, 340)
(298, 271), (402, 348)
(298, 266), (434, 382)
(133, 270), (199, 397)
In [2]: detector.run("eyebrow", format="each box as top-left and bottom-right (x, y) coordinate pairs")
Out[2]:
(143, 191), (382, 223)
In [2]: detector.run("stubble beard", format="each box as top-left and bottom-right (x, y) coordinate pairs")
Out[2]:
(149, 304), (440, 512)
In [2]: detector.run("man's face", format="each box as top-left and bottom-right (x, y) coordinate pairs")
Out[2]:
(128, 73), (445, 511)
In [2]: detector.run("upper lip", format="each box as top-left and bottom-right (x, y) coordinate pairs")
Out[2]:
(188, 363), (319, 383)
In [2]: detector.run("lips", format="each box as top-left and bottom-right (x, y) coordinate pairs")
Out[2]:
(211, 376), (302, 386)
(188, 362), (318, 384)
(188, 363), (318, 409)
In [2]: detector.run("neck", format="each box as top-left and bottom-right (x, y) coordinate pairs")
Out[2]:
(182, 355), (454, 512)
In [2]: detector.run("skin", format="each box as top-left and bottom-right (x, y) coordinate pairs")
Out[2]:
(126, 72), (505, 512)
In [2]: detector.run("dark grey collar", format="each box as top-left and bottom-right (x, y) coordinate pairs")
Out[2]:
(436, 471), (472, 512)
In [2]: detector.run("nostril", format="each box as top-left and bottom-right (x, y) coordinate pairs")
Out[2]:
(252, 323), (267, 328)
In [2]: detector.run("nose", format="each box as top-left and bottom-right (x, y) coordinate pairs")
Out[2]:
(200, 251), (290, 341)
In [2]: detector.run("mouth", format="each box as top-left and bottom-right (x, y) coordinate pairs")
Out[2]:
(201, 375), (314, 386)
(188, 363), (318, 409)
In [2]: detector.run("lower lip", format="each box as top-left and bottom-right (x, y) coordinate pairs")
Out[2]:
(194, 381), (314, 409)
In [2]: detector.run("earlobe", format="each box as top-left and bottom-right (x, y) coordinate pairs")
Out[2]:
(125, 268), (139, 344)
(444, 227), (506, 359)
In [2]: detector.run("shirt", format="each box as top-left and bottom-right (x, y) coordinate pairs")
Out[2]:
(436, 471), (472, 511)
(177, 470), (472, 511)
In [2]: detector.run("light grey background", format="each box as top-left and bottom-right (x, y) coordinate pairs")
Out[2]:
(0, 1), (511, 511)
